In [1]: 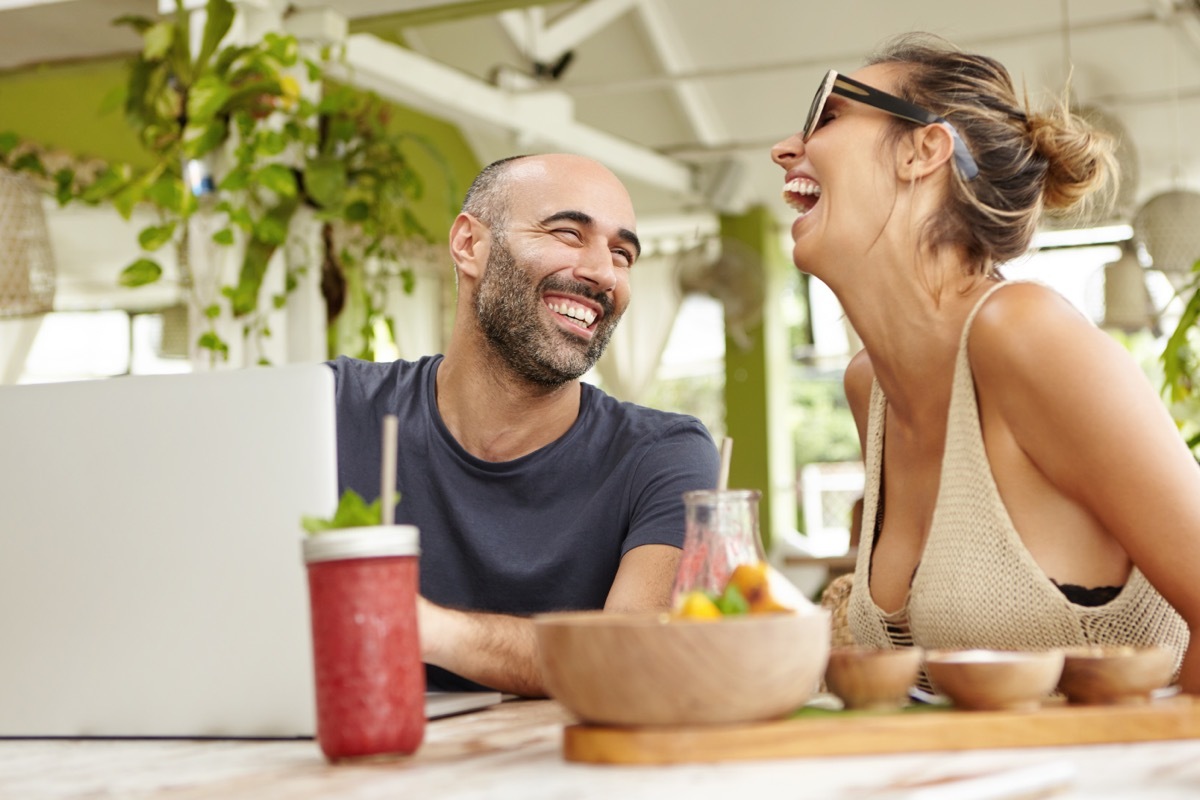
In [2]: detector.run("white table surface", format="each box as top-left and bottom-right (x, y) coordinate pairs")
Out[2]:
(3, 699), (1200, 800)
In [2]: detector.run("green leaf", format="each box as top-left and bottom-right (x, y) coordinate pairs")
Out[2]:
(204, 303), (221, 319)
(345, 200), (369, 222)
(217, 166), (250, 192)
(142, 21), (175, 61)
(713, 584), (749, 616)
(183, 118), (229, 159)
(304, 58), (322, 82)
(257, 130), (287, 157)
(98, 84), (127, 116)
(254, 163), (297, 197)
(10, 152), (45, 176)
(53, 169), (75, 206)
(0, 131), (20, 157)
(197, 331), (229, 357)
(186, 74), (232, 124)
(138, 222), (177, 252)
(212, 228), (235, 246)
(263, 32), (299, 67)
(119, 258), (163, 287)
(223, 206), (253, 230)
(194, 0), (235, 74)
(303, 156), (347, 209)
(254, 214), (289, 245)
(301, 488), (397, 535)
(79, 167), (128, 204)
(112, 14), (154, 34)
(1163, 277), (1200, 404)
(144, 174), (184, 212)
(111, 182), (144, 219)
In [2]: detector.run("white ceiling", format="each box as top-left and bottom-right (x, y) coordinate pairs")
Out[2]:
(3, 0), (1200, 244)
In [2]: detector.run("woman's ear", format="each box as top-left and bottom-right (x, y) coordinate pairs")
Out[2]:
(448, 213), (490, 280)
(897, 123), (956, 182)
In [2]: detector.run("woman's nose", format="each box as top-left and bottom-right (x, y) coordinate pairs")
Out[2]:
(771, 132), (805, 168)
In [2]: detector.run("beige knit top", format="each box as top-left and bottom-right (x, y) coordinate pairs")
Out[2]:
(847, 282), (1189, 672)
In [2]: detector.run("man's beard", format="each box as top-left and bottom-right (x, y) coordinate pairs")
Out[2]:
(473, 238), (621, 387)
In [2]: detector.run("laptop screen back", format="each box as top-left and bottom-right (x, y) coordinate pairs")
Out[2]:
(0, 364), (338, 737)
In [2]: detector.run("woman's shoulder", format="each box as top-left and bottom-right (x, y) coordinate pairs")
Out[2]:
(967, 281), (1098, 374)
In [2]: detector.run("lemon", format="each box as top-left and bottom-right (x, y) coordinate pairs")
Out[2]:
(675, 590), (722, 620)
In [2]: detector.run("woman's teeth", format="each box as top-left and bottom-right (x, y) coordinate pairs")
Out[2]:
(782, 177), (821, 216)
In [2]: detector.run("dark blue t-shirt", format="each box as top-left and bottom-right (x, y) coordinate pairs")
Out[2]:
(328, 355), (719, 690)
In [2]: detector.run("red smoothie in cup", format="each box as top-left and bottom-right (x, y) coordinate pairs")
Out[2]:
(303, 526), (423, 761)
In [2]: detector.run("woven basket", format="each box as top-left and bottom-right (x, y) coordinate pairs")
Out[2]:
(0, 168), (56, 317)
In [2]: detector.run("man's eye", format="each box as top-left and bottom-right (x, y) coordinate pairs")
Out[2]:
(613, 248), (633, 266)
(554, 228), (583, 241)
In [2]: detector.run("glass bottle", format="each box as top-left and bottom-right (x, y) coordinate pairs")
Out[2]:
(671, 489), (766, 603)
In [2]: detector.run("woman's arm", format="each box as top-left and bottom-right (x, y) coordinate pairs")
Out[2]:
(969, 283), (1200, 692)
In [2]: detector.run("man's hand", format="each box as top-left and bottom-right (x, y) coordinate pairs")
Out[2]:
(418, 544), (683, 697)
(418, 596), (544, 697)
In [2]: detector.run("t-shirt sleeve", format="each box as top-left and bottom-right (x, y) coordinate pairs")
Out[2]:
(621, 418), (720, 555)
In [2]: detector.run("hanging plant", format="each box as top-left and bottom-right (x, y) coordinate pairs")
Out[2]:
(8, 0), (448, 365)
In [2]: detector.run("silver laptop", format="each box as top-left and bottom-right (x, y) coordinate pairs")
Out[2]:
(0, 364), (339, 737)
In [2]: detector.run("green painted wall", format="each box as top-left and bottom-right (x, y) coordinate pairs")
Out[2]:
(0, 59), (149, 166)
(720, 206), (796, 554)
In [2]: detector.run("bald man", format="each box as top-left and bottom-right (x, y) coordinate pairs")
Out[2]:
(330, 154), (719, 696)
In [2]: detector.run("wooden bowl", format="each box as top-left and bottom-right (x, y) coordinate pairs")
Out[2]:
(824, 646), (923, 711)
(1057, 645), (1176, 705)
(924, 649), (1064, 712)
(534, 609), (831, 726)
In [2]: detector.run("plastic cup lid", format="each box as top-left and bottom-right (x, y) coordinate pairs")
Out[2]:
(302, 525), (420, 564)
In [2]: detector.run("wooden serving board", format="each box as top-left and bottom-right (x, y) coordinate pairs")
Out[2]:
(562, 695), (1200, 765)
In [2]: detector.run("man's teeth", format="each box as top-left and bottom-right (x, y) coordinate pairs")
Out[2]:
(548, 301), (596, 326)
(782, 177), (821, 215)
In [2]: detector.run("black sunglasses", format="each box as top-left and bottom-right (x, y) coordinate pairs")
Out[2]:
(804, 69), (979, 181)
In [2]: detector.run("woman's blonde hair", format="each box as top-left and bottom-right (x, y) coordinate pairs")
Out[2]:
(868, 33), (1116, 273)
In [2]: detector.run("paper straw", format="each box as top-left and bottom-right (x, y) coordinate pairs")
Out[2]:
(381, 414), (398, 526)
(717, 436), (733, 491)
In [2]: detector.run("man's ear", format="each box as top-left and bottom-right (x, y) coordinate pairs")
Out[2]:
(448, 213), (490, 279)
(897, 123), (956, 182)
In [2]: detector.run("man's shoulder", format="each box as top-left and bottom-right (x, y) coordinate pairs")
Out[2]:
(328, 354), (439, 388)
(580, 383), (713, 443)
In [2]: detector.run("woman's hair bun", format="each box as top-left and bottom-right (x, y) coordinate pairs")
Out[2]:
(1026, 107), (1117, 214)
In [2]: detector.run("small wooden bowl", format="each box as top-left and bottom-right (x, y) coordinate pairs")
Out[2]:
(824, 646), (923, 711)
(534, 609), (831, 726)
(924, 649), (1064, 712)
(1057, 645), (1176, 705)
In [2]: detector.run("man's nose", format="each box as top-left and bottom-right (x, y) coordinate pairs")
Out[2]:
(575, 243), (618, 293)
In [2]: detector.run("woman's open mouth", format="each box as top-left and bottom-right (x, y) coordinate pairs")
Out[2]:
(782, 177), (821, 218)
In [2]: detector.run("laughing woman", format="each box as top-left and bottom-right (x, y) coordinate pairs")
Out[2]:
(772, 33), (1200, 692)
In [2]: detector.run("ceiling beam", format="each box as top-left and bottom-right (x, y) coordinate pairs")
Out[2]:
(635, 0), (726, 147)
(329, 33), (695, 196)
(498, 0), (637, 65)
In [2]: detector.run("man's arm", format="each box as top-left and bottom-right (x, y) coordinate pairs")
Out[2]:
(418, 544), (682, 697)
(417, 597), (542, 696)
